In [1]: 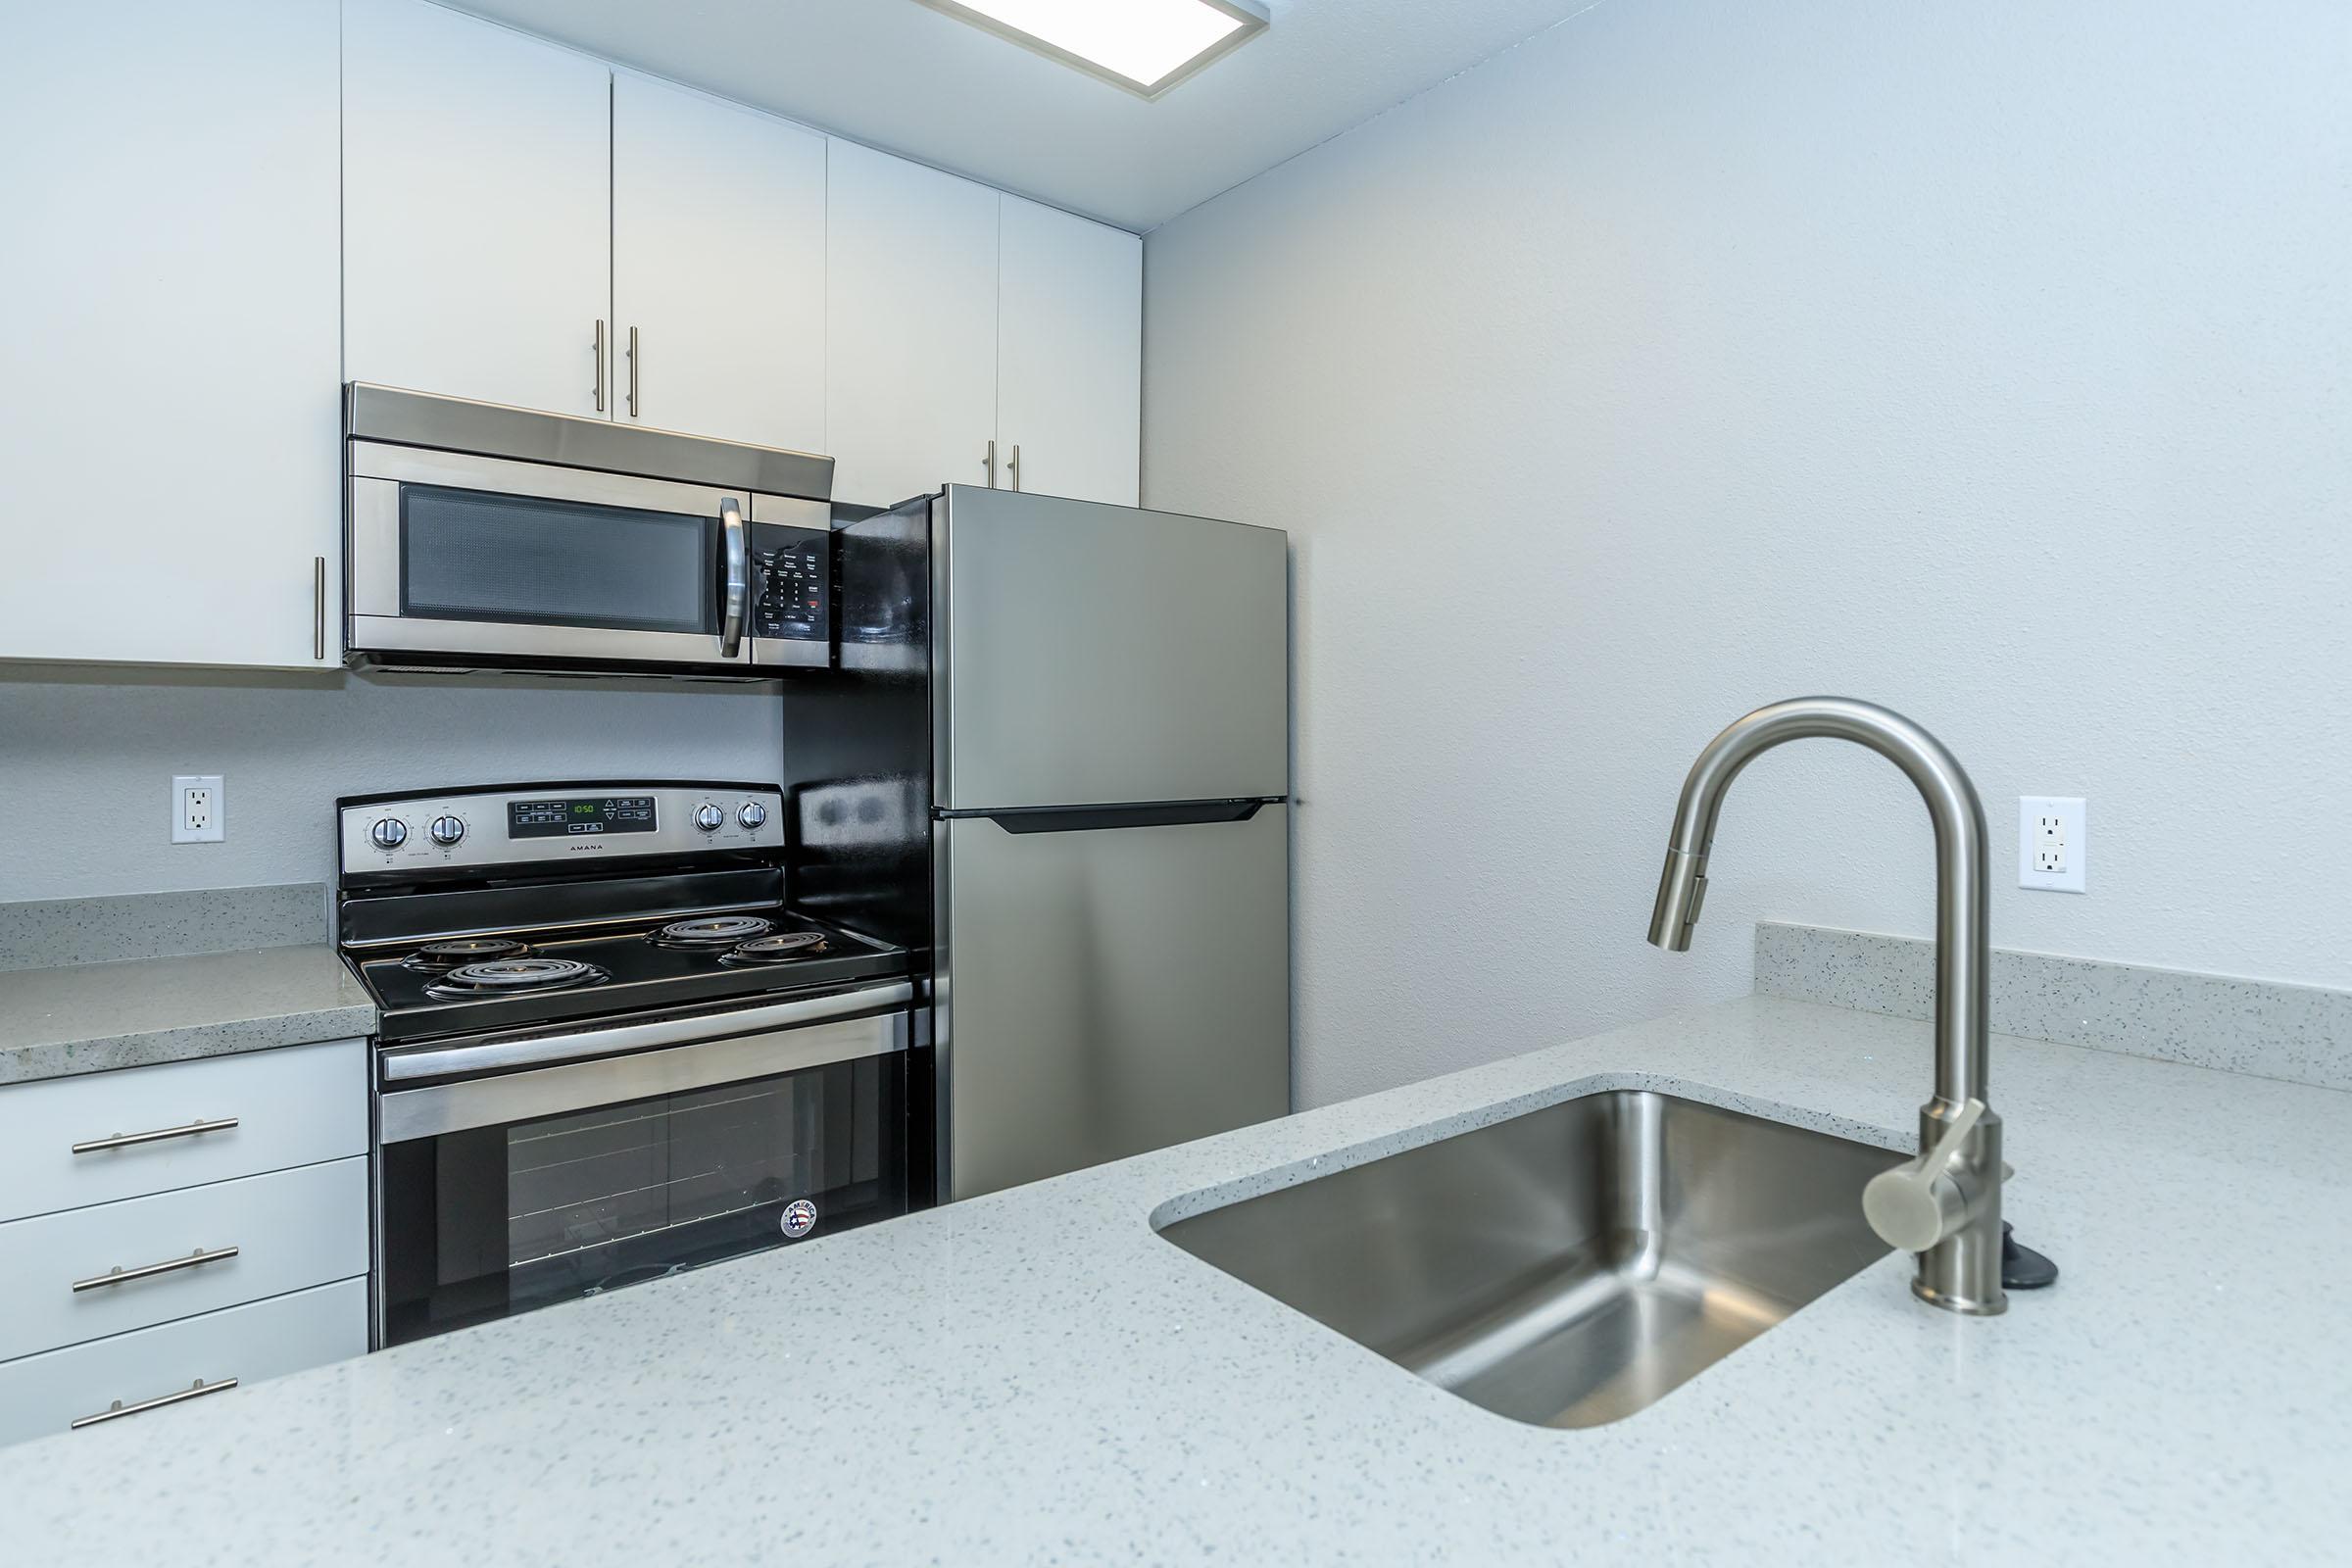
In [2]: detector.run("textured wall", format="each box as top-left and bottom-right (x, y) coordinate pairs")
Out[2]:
(1142, 0), (2352, 1106)
(0, 665), (784, 903)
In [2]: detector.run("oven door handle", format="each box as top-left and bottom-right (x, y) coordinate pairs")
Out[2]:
(717, 496), (748, 659)
(377, 981), (916, 1146)
(379, 980), (914, 1086)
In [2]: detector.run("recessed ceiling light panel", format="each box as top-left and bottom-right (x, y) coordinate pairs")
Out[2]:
(916, 0), (1270, 99)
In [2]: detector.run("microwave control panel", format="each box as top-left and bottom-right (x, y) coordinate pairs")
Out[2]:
(752, 523), (828, 645)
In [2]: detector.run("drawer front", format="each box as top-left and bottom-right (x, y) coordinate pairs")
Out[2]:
(0, 1039), (367, 1223)
(0, 1277), (366, 1450)
(0, 1157), (369, 1362)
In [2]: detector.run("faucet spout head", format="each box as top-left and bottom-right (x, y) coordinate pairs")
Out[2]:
(1646, 848), (1707, 952)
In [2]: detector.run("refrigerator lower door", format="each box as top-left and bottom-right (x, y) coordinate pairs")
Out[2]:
(939, 803), (1290, 1200)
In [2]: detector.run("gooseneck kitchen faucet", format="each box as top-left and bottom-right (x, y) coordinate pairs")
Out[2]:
(1645, 697), (2006, 1315)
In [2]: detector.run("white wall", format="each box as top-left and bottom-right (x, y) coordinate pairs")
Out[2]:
(1142, 0), (2352, 1107)
(0, 667), (783, 903)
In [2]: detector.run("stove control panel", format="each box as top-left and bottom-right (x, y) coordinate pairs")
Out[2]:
(340, 783), (785, 876)
(508, 795), (658, 840)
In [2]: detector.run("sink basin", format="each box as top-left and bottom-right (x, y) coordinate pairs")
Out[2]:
(1157, 1091), (1895, 1428)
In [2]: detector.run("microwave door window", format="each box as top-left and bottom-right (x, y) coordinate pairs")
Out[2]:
(401, 485), (717, 635)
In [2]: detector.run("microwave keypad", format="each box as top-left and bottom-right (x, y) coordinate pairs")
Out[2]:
(752, 527), (827, 643)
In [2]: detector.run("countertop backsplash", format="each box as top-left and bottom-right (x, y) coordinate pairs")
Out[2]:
(1756, 920), (2352, 1094)
(0, 884), (329, 971)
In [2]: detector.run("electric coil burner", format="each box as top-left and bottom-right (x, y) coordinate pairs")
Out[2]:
(404, 936), (529, 971)
(651, 914), (776, 948)
(422, 956), (608, 998)
(340, 781), (920, 1350)
(721, 930), (831, 964)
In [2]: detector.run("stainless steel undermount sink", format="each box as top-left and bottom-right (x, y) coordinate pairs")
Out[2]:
(1156, 1091), (1895, 1429)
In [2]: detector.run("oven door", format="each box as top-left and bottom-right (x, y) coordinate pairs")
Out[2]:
(347, 440), (766, 672)
(373, 985), (911, 1348)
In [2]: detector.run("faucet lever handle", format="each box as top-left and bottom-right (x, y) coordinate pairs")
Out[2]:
(1918, 1096), (1983, 1179)
(1863, 1097), (1984, 1252)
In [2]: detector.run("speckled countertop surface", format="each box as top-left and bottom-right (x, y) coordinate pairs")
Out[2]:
(4, 995), (2347, 1564)
(0, 946), (375, 1083)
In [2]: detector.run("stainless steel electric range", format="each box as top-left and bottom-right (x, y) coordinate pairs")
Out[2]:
(337, 781), (921, 1348)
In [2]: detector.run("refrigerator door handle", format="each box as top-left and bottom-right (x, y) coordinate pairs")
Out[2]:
(943, 799), (1280, 835)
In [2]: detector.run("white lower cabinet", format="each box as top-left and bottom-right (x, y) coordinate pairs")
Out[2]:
(0, 1279), (367, 1449)
(0, 1039), (368, 1224)
(0, 1044), (373, 1452)
(0, 1157), (370, 1363)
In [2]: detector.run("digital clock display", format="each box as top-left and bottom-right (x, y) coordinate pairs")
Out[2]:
(508, 796), (658, 839)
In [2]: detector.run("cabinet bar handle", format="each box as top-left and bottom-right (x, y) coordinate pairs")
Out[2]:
(627, 325), (640, 418)
(72, 1377), (238, 1431)
(1009, 443), (1022, 492)
(593, 318), (607, 412)
(984, 439), (997, 487)
(72, 1115), (239, 1155)
(73, 1245), (240, 1294)
(313, 555), (327, 661)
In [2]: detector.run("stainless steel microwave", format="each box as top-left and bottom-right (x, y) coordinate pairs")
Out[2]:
(343, 383), (835, 676)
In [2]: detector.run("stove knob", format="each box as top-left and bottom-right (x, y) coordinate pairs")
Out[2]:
(693, 803), (725, 833)
(428, 815), (466, 847)
(369, 817), (408, 851)
(738, 802), (768, 830)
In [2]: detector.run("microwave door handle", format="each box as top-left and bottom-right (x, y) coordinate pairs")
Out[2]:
(718, 497), (748, 659)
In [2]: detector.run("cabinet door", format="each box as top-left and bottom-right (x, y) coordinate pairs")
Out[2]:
(343, 0), (611, 417)
(0, 1156), (369, 1362)
(997, 196), (1143, 507)
(612, 73), (827, 451)
(0, 1040), (369, 1225)
(825, 139), (1001, 509)
(0, 1278), (365, 1450)
(0, 0), (340, 669)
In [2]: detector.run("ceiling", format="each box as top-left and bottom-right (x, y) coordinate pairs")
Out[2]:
(447, 0), (1597, 231)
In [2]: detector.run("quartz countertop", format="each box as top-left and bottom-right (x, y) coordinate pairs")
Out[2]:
(0, 945), (375, 1083)
(4, 995), (2346, 1564)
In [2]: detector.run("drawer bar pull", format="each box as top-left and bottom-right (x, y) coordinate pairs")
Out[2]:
(72, 1244), (241, 1294)
(71, 1376), (238, 1431)
(71, 1115), (239, 1154)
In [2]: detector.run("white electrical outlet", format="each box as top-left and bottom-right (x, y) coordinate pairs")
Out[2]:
(172, 775), (225, 843)
(2018, 796), (2084, 893)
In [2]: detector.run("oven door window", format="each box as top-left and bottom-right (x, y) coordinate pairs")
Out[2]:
(379, 1053), (904, 1346)
(400, 484), (718, 634)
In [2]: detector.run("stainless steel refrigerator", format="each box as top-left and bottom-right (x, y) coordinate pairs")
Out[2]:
(780, 485), (1291, 1202)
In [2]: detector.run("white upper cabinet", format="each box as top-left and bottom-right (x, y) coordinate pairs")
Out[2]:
(612, 74), (828, 453)
(0, 0), (341, 669)
(343, 0), (612, 417)
(826, 140), (1004, 509)
(3, 2), (1143, 672)
(997, 197), (1143, 508)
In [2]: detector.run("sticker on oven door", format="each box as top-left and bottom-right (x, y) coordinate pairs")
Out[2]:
(780, 1200), (819, 1239)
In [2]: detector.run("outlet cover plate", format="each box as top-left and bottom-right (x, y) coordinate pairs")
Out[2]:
(172, 774), (225, 844)
(2018, 795), (2084, 893)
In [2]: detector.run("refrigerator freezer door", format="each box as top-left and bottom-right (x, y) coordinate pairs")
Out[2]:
(939, 804), (1290, 1200)
(936, 486), (1288, 809)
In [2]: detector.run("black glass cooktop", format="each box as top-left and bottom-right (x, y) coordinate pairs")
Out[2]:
(354, 907), (908, 1045)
